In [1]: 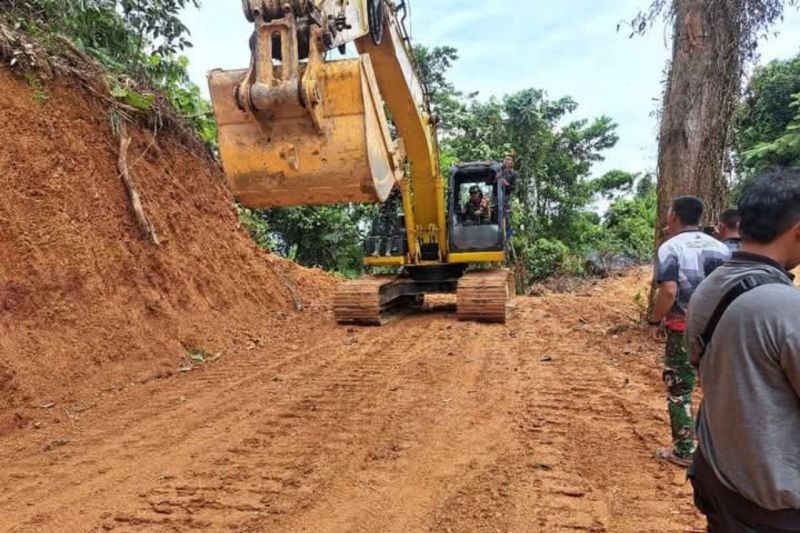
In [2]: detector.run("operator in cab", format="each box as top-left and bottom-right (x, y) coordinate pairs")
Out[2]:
(463, 186), (490, 226)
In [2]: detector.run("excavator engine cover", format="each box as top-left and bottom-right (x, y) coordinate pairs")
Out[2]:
(208, 56), (400, 208)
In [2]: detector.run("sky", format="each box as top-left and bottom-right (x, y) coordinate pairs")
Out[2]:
(182, 0), (800, 179)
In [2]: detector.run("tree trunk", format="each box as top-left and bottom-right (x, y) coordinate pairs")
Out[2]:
(655, 0), (742, 242)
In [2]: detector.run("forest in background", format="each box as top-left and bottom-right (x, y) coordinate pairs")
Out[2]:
(251, 44), (800, 283)
(2, 1), (799, 284)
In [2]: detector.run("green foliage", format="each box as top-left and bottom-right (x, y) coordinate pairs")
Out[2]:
(24, 71), (48, 103)
(110, 84), (155, 110)
(592, 170), (636, 199)
(441, 87), (638, 279)
(742, 92), (800, 168)
(7, 0), (197, 67)
(117, 0), (199, 58)
(179, 347), (220, 372)
(731, 51), (800, 203)
(413, 45), (468, 128)
(601, 175), (658, 261)
(13, 0), (131, 59)
(525, 238), (572, 281)
(188, 348), (211, 364)
(415, 44), (655, 283)
(147, 55), (217, 146)
(236, 205), (275, 250)
(5, 0), (214, 147)
(244, 205), (378, 278)
(737, 54), (800, 151)
(736, 52), (800, 172)
(442, 87), (621, 244)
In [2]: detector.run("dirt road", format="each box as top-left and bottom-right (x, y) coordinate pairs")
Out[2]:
(0, 270), (704, 532)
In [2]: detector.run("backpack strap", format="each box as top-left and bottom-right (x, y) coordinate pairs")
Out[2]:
(697, 273), (785, 358)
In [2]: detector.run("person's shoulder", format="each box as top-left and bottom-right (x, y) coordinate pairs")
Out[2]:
(657, 233), (684, 254)
(754, 281), (800, 302)
(689, 231), (721, 246)
(677, 232), (729, 254)
(700, 233), (731, 253)
(734, 282), (800, 332)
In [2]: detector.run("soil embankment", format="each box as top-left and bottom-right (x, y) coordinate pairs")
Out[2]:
(0, 66), (333, 423)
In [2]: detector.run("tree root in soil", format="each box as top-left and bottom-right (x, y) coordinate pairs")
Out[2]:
(117, 123), (160, 246)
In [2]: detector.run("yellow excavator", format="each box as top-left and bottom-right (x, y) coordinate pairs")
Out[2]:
(209, 0), (514, 324)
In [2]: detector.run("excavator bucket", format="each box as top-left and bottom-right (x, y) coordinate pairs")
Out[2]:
(208, 56), (401, 208)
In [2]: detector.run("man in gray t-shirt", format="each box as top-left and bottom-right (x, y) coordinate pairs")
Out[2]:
(686, 168), (800, 531)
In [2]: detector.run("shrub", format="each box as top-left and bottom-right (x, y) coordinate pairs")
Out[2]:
(526, 238), (571, 281)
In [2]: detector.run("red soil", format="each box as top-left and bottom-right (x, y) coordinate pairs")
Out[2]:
(0, 67), (334, 417)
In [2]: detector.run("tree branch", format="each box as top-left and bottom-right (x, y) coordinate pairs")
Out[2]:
(117, 123), (160, 246)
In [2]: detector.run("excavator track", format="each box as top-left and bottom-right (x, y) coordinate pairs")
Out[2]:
(334, 277), (422, 326)
(334, 277), (388, 325)
(456, 269), (514, 324)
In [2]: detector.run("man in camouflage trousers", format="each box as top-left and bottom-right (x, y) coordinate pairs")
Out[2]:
(649, 196), (730, 467)
(663, 329), (696, 458)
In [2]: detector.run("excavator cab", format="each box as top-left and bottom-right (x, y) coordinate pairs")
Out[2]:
(449, 162), (507, 254)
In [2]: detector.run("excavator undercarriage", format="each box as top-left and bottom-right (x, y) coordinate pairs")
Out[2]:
(334, 268), (514, 326)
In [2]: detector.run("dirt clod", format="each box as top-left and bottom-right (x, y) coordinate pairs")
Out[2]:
(0, 412), (28, 437)
(42, 439), (69, 452)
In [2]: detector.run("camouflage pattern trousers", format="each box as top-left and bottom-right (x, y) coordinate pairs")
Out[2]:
(663, 329), (697, 458)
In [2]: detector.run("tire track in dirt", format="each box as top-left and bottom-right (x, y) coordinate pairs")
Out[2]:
(0, 314), (355, 531)
(0, 271), (705, 533)
(128, 319), (456, 531)
(427, 281), (704, 533)
(273, 316), (521, 533)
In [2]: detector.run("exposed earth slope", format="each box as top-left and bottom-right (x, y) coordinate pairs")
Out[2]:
(0, 67), (333, 424)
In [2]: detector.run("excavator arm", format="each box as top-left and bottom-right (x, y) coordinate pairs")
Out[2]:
(208, 0), (446, 264)
(209, 1), (513, 324)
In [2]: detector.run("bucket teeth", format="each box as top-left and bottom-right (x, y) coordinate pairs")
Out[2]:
(456, 269), (514, 324)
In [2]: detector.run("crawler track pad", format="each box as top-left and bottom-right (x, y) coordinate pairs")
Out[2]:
(334, 277), (421, 326)
(457, 269), (514, 324)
